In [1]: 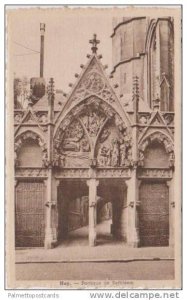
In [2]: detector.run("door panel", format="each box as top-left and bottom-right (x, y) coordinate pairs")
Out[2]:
(139, 182), (169, 247)
(15, 181), (45, 247)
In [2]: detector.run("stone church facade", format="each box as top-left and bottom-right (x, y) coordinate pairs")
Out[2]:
(14, 17), (175, 249)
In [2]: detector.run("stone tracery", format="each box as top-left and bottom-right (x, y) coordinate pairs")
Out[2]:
(14, 130), (48, 167)
(54, 96), (132, 168)
(138, 131), (174, 167)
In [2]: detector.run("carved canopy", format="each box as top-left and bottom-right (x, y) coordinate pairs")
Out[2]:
(14, 130), (48, 167)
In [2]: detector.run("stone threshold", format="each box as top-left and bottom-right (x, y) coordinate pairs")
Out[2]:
(15, 246), (174, 264)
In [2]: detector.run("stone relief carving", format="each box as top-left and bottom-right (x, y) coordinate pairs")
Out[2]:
(14, 111), (25, 123)
(83, 71), (105, 93)
(14, 131), (48, 167)
(138, 113), (152, 125)
(55, 96), (119, 144)
(53, 148), (65, 168)
(34, 111), (48, 123)
(70, 60), (116, 106)
(53, 119), (91, 168)
(97, 125), (132, 168)
(96, 168), (131, 178)
(54, 95), (130, 168)
(55, 167), (131, 179)
(99, 128), (111, 143)
(15, 167), (48, 177)
(138, 168), (173, 179)
(55, 168), (90, 178)
(162, 113), (174, 126)
(98, 145), (111, 166)
(62, 120), (90, 152)
(81, 110), (106, 137)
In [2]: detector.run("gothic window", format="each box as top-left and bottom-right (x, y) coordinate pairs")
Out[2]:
(150, 32), (157, 108)
(160, 76), (170, 111)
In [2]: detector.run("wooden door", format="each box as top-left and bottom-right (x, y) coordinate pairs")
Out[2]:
(15, 181), (45, 247)
(139, 182), (169, 247)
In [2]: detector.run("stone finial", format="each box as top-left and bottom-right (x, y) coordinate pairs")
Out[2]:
(89, 33), (100, 54)
(47, 78), (55, 97)
(47, 78), (55, 110)
(133, 76), (139, 101)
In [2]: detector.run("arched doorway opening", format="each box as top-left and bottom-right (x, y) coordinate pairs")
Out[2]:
(96, 178), (127, 245)
(57, 179), (89, 246)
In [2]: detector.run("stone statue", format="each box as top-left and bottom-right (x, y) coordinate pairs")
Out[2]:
(98, 145), (111, 166)
(111, 139), (119, 167)
(80, 138), (90, 152)
(42, 150), (49, 167)
(119, 139), (127, 166)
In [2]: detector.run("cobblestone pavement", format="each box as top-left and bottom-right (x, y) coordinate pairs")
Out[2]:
(16, 221), (174, 263)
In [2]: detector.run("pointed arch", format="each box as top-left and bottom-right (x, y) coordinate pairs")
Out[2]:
(54, 54), (132, 134)
(138, 131), (174, 167)
(15, 130), (48, 167)
(54, 95), (132, 168)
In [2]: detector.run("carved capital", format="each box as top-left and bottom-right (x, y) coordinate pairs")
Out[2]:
(89, 201), (97, 208)
(86, 178), (99, 188)
(90, 158), (97, 169)
(45, 201), (56, 208)
(129, 201), (134, 208)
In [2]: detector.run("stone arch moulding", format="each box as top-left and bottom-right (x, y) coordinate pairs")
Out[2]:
(138, 131), (174, 168)
(53, 95), (132, 168)
(54, 94), (131, 139)
(14, 130), (48, 167)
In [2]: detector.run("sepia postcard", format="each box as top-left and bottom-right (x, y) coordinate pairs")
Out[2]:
(5, 5), (182, 289)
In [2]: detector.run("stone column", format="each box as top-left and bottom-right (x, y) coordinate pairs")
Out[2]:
(44, 78), (55, 249)
(167, 179), (175, 247)
(126, 172), (140, 247)
(51, 178), (60, 244)
(44, 168), (54, 249)
(44, 175), (60, 249)
(87, 179), (99, 246)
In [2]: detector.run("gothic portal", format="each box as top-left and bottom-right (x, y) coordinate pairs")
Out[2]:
(14, 17), (175, 249)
